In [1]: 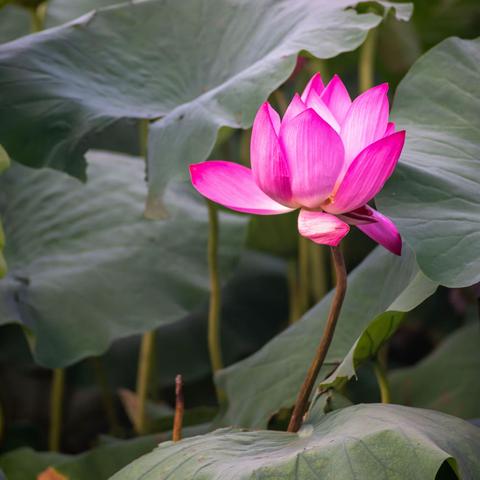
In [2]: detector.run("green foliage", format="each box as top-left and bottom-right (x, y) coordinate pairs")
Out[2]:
(111, 404), (480, 479)
(0, 0), (410, 217)
(0, 436), (158, 479)
(377, 36), (480, 287)
(0, 0), (479, 476)
(216, 246), (437, 428)
(0, 151), (246, 367)
(390, 323), (480, 419)
(320, 270), (437, 391)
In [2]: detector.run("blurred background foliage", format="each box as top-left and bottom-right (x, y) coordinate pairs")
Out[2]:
(0, 0), (479, 478)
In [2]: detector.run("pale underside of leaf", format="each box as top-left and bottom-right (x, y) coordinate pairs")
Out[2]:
(0, 0), (412, 217)
(376, 36), (480, 287)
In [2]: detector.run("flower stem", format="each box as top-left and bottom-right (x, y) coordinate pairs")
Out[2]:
(29, 5), (45, 33)
(135, 331), (156, 435)
(374, 347), (391, 403)
(287, 246), (347, 433)
(90, 357), (121, 436)
(207, 201), (224, 380)
(173, 374), (184, 442)
(309, 243), (329, 303)
(48, 368), (65, 451)
(0, 400), (4, 445)
(287, 259), (302, 324)
(298, 235), (311, 315)
(358, 28), (378, 93)
(135, 118), (157, 435)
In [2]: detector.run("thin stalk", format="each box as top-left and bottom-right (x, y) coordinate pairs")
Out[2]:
(0, 400), (4, 445)
(135, 118), (157, 435)
(172, 375), (184, 442)
(374, 347), (391, 404)
(48, 368), (65, 451)
(90, 357), (121, 436)
(207, 201), (223, 376)
(239, 129), (251, 167)
(298, 235), (310, 314)
(309, 243), (329, 303)
(139, 119), (149, 158)
(358, 28), (378, 93)
(135, 331), (156, 435)
(287, 260), (302, 324)
(29, 5), (44, 33)
(287, 246), (347, 433)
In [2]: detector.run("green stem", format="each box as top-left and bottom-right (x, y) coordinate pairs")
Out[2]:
(358, 28), (378, 93)
(374, 348), (391, 404)
(0, 399), (4, 445)
(90, 357), (121, 436)
(287, 246), (347, 433)
(49, 368), (65, 451)
(135, 118), (156, 435)
(139, 119), (149, 159)
(298, 235), (310, 314)
(309, 243), (329, 303)
(207, 201), (223, 373)
(287, 259), (302, 324)
(29, 5), (44, 33)
(135, 331), (156, 435)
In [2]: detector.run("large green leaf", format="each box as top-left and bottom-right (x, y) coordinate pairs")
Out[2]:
(376, 36), (480, 287)
(0, 0), (411, 217)
(319, 270), (437, 391)
(216, 246), (437, 428)
(0, 151), (246, 368)
(111, 404), (480, 479)
(390, 323), (480, 419)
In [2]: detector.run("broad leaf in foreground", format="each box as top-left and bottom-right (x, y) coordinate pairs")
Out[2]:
(390, 323), (480, 419)
(0, 151), (246, 368)
(376, 36), (480, 287)
(0, 0), (411, 217)
(111, 404), (480, 479)
(216, 246), (437, 428)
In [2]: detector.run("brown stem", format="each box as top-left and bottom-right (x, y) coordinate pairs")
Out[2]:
(172, 375), (184, 442)
(287, 245), (347, 433)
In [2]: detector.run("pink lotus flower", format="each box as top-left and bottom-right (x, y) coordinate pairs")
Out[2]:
(190, 73), (405, 255)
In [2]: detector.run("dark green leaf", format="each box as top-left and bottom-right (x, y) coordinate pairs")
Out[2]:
(377, 36), (480, 287)
(390, 323), (480, 419)
(0, 151), (246, 367)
